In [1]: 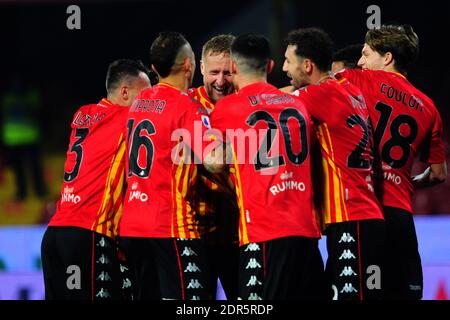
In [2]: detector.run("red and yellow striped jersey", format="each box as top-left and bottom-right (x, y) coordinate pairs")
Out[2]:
(337, 69), (446, 213)
(188, 86), (214, 113)
(49, 99), (127, 238)
(119, 83), (210, 238)
(295, 78), (384, 224)
(211, 82), (322, 246)
(187, 86), (239, 244)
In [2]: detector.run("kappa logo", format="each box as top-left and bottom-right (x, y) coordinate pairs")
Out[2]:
(181, 247), (197, 257)
(95, 288), (111, 298)
(246, 258), (262, 269)
(184, 262), (201, 273)
(96, 237), (108, 248)
(119, 264), (128, 273)
(339, 249), (356, 260)
(244, 243), (260, 252)
(187, 279), (203, 289)
(96, 254), (110, 265)
(122, 278), (132, 289)
(96, 271), (111, 282)
(340, 283), (358, 293)
(191, 295), (200, 300)
(248, 293), (262, 300)
(339, 266), (357, 277)
(338, 232), (355, 243)
(246, 275), (262, 287)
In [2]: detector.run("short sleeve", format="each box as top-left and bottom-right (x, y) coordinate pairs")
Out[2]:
(421, 108), (446, 164)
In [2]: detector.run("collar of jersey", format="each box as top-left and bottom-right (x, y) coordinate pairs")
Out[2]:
(388, 71), (407, 80)
(157, 82), (180, 91)
(198, 86), (213, 105)
(238, 82), (273, 95)
(98, 98), (113, 107)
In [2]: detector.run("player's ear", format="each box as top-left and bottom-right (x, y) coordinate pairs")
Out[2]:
(120, 85), (129, 101)
(200, 60), (205, 76)
(267, 59), (275, 74)
(231, 60), (237, 75)
(183, 57), (192, 72)
(304, 59), (313, 73)
(384, 52), (394, 67)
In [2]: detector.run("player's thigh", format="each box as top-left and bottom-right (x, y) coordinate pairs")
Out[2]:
(43, 226), (94, 299)
(120, 236), (160, 300)
(264, 236), (324, 300)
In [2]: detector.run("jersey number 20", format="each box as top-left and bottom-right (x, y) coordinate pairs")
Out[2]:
(246, 108), (308, 171)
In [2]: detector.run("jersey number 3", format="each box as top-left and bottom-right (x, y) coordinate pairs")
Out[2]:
(64, 128), (89, 182)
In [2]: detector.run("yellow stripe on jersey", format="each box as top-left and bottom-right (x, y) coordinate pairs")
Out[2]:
(317, 126), (331, 223)
(173, 153), (186, 238)
(338, 167), (349, 221)
(197, 87), (214, 112)
(92, 133), (126, 238)
(231, 144), (248, 245)
(104, 146), (126, 237)
(321, 152), (331, 223)
(323, 123), (335, 159)
(105, 159), (125, 237)
(317, 124), (348, 224)
(323, 124), (348, 222)
(111, 171), (125, 236)
(182, 163), (195, 238)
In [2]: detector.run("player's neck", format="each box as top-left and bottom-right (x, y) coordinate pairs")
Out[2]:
(106, 94), (125, 106)
(311, 71), (333, 85)
(384, 65), (406, 77)
(159, 74), (189, 92)
(235, 74), (267, 91)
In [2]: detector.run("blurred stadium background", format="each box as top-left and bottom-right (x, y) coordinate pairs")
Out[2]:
(0, 0), (448, 300)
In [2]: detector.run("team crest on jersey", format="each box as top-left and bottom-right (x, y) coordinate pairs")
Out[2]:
(201, 115), (211, 129)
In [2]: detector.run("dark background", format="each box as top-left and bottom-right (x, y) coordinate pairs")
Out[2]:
(0, 0), (449, 212)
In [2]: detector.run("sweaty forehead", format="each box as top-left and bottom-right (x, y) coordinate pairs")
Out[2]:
(203, 52), (231, 66)
(204, 51), (230, 60)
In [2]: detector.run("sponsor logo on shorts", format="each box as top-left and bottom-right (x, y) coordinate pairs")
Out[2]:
(246, 275), (262, 287)
(338, 249), (356, 260)
(181, 247), (197, 257)
(338, 232), (355, 243)
(340, 283), (358, 293)
(244, 243), (260, 252)
(187, 279), (203, 289)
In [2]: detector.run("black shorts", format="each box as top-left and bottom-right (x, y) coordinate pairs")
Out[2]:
(383, 206), (423, 300)
(120, 237), (213, 300)
(324, 219), (386, 300)
(204, 242), (239, 300)
(238, 236), (325, 300)
(41, 226), (130, 300)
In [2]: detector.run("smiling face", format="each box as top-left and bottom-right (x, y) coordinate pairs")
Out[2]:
(282, 44), (310, 89)
(201, 51), (234, 104)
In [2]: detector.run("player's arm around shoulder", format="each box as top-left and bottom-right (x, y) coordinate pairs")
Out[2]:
(202, 98), (232, 176)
